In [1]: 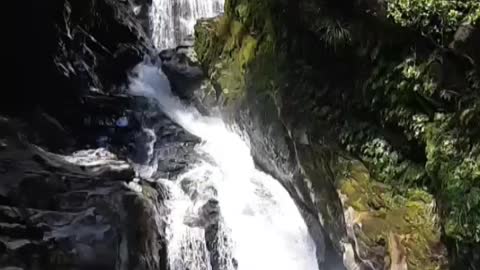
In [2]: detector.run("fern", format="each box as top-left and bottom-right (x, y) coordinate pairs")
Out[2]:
(317, 19), (352, 51)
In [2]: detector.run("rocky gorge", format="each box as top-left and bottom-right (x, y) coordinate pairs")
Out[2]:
(5, 0), (480, 270)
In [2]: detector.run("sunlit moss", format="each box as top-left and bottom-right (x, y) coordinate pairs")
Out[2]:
(338, 161), (447, 270)
(238, 35), (257, 70)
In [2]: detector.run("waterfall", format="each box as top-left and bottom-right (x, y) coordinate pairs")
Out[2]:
(128, 63), (320, 270)
(150, 0), (224, 49)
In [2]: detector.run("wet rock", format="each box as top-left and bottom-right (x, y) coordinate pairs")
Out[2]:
(159, 46), (205, 101)
(0, 118), (168, 270)
(29, 110), (74, 151)
(130, 0), (154, 37)
(8, 0), (208, 268)
(184, 199), (220, 228)
(10, 0), (153, 115)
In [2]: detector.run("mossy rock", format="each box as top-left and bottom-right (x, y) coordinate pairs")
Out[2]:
(338, 161), (448, 270)
(238, 35), (257, 70)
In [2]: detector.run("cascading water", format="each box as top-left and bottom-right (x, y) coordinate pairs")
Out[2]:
(150, 0), (224, 49)
(128, 62), (320, 270)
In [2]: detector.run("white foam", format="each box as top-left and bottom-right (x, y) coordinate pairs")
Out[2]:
(129, 62), (319, 270)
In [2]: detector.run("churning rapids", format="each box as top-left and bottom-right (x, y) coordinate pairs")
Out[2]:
(128, 62), (320, 270)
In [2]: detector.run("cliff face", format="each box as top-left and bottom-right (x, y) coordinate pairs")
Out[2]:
(10, 0), (152, 116)
(194, 0), (480, 269)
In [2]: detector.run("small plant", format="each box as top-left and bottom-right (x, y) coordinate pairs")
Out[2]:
(317, 19), (352, 51)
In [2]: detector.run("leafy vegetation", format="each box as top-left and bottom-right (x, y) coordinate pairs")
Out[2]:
(196, 0), (480, 267)
(387, 0), (480, 44)
(355, 49), (480, 242)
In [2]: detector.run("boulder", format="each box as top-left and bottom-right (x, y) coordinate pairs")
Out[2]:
(0, 118), (167, 270)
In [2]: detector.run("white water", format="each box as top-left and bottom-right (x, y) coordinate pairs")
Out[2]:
(151, 0), (224, 49)
(129, 63), (319, 270)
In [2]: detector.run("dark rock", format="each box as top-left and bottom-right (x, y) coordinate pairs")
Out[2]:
(0, 117), (171, 270)
(160, 46), (205, 101)
(130, 0), (154, 35)
(9, 0), (153, 116)
(159, 46), (218, 116)
(7, 0), (212, 268)
(450, 24), (480, 67)
(28, 109), (75, 151)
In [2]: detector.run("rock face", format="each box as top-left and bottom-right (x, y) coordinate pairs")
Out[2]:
(193, 0), (479, 269)
(0, 91), (202, 269)
(0, 115), (163, 270)
(11, 0), (152, 115)
(6, 0), (205, 269)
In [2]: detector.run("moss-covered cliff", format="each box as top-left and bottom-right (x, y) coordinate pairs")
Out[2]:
(194, 0), (480, 268)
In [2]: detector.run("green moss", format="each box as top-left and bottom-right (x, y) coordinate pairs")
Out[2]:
(238, 35), (257, 70)
(194, 19), (223, 68)
(194, 0), (278, 104)
(234, 3), (250, 24)
(216, 16), (232, 38)
(225, 20), (245, 51)
(216, 60), (246, 101)
(338, 161), (447, 270)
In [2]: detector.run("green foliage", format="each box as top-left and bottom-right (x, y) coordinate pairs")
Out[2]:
(425, 115), (480, 242)
(317, 19), (352, 51)
(196, 0), (480, 264)
(366, 55), (439, 141)
(195, 18), (223, 68)
(227, 0), (277, 35)
(357, 51), (480, 242)
(465, 3), (480, 25)
(339, 125), (428, 188)
(387, 0), (480, 44)
(300, 0), (353, 51)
